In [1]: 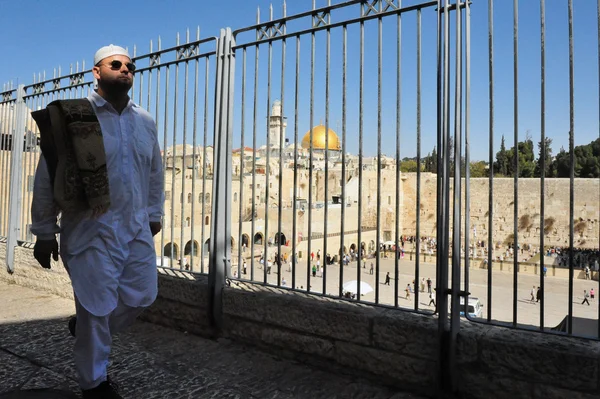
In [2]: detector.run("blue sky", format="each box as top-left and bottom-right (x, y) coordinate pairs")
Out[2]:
(1, 0), (598, 161)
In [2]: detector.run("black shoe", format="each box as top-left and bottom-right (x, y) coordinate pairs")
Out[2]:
(68, 316), (76, 337)
(82, 379), (122, 399)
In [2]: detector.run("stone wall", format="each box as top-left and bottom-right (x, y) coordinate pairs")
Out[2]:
(1, 242), (599, 398)
(402, 175), (600, 250)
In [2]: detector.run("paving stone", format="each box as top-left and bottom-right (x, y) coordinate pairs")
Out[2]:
(0, 351), (39, 394)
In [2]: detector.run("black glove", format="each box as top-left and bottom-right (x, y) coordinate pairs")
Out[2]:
(33, 238), (59, 269)
(149, 221), (162, 237)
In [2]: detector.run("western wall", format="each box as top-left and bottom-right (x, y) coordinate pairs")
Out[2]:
(402, 173), (600, 250)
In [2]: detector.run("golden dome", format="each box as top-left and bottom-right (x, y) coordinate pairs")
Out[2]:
(301, 125), (341, 151)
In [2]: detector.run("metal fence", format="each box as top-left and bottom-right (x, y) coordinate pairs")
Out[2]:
(1, 0), (599, 390)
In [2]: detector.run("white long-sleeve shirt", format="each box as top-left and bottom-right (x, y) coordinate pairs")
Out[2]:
(31, 91), (164, 315)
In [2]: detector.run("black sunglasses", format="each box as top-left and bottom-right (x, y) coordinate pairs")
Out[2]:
(102, 60), (136, 72)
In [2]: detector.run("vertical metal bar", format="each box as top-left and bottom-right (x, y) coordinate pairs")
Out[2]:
(163, 64), (172, 267)
(357, 15), (364, 300)
(394, 5), (402, 308)
(201, 57), (210, 274)
(339, 24), (347, 297)
(225, 30), (236, 282)
(180, 37), (190, 271)
(155, 39), (165, 269)
(0, 98), (7, 236)
(449, 0), (463, 392)
(487, 0), (494, 322)
(539, 0), (546, 330)
(251, 42), (259, 282)
(597, 0), (600, 340)
(568, 0), (575, 335)
(308, 0), (315, 293)
(6, 85), (26, 273)
(264, 22), (272, 286)
(170, 34), (180, 269)
(292, 36), (300, 290)
(278, 7), (287, 287)
(464, 0), (471, 310)
(238, 48), (247, 279)
(436, 1), (449, 393)
(512, 0), (519, 328)
(375, 12), (382, 304)
(415, 8), (422, 311)
(190, 30), (200, 272)
(323, 0), (331, 295)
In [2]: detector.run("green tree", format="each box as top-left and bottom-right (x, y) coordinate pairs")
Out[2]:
(505, 138), (535, 177)
(553, 138), (600, 178)
(534, 137), (554, 177)
(430, 146), (438, 172)
(469, 161), (488, 178)
(495, 135), (508, 176)
(400, 159), (420, 172)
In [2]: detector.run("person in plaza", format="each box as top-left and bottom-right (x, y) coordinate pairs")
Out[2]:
(319, 262), (324, 278)
(312, 263), (317, 278)
(282, 277), (287, 287)
(405, 284), (411, 300)
(420, 278), (425, 293)
(428, 291), (436, 307)
(536, 286), (542, 303)
(370, 262), (374, 275)
(591, 288), (595, 301)
(30, 45), (163, 398)
(585, 265), (591, 280)
(530, 285), (535, 302)
(582, 290), (591, 306)
(385, 272), (390, 285)
(427, 277), (432, 294)
(243, 260), (247, 275)
(311, 251), (315, 262)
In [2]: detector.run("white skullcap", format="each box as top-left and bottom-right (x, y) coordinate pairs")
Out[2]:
(94, 44), (130, 65)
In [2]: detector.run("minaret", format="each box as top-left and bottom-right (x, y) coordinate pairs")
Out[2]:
(268, 100), (287, 147)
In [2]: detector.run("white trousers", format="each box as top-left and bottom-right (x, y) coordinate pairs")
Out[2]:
(74, 294), (145, 390)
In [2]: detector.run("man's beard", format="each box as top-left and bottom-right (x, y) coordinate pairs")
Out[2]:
(99, 78), (132, 97)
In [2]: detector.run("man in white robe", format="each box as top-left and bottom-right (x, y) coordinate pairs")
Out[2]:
(31, 44), (164, 399)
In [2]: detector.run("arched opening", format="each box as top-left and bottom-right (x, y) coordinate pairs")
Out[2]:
(164, 242), (179, 258)
(187, 193), (192, 203)
(186, 217), (191, 227)
(231, 236), (236, 250)
(274, 232), (286, 246)
(205, 193), (211, 204)
(205, 216), (210, 225)
(204, 238), (210, 254)
(184, 240), (199, 256)
(242, 234), (250, 248)
(254, 232), (264, 245)
(233, 192), (238, 202)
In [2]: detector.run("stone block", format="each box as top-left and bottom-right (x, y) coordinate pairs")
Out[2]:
(372, 309), (438, 360)
(224, 288), (374, 345)
(533, 384), (599, 399)
(222, 288), (267, 322)
(457, 372), (533, 399)
(456, 321), (489, 364)
(156, 272), (210, 307)
(478, 328), (600, 391)
(261, 325), (336, 360)
(141, 297), (213, 337)
(334, 341), (436, 396)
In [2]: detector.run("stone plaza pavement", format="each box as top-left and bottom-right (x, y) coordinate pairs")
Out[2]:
(0, 281), (423, 399)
